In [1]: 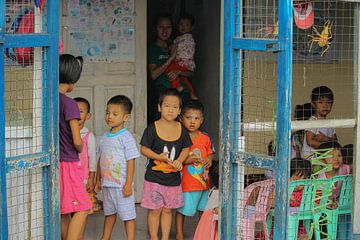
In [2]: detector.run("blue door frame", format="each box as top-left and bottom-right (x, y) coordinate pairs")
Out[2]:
(0, 2), (60, 239)
(221, 0), (293, 239)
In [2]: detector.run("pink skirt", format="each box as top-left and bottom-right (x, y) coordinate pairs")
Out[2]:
(60, 161), (91, 214)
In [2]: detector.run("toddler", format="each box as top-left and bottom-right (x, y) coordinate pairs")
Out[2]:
(95, 95), (140, 240)
(175, 100), (214, 240)
(166, 13), (198, 99)
(302, 86), (337, 159)
(140, 88), (192, 239)
(59, 54), (91, 239)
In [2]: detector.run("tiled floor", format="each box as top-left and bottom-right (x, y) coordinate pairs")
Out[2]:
(84, 204), (198, 239)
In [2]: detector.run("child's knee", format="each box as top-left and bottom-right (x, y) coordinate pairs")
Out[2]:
(149, 208), (162, 216)
(162, 208), (172, 215)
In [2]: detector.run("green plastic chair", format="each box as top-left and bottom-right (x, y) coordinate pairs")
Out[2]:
(333, 175), (353, 240)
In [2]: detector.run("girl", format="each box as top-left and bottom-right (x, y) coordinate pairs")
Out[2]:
(148, 13), (192, 123)
(59, 54), (91, 240)
(140, 88), (192, 240)
(193, 160), (219, 240)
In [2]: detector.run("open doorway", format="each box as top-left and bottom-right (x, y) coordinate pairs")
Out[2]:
(146, 0), (221, 153)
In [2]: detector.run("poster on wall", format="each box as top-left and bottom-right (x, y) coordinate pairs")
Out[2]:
(67, 0), (135, 62)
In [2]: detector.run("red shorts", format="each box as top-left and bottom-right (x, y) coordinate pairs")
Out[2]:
(140, 180), (184, 209)
(60, 161), (91, 214)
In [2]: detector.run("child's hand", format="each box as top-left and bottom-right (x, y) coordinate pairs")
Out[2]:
(157, 152), (170, 162)
(186, 154), (201, 164)
(171, 160), (183, 171)
(122, 182), (133, 198)
(202, 157), (212, 168)
(316, 131), (330, 142)
(86, 178), (95, 193)
(94, 181), (102, 193)
(167, 70), (181, 81)
(212, 207), (219, 215)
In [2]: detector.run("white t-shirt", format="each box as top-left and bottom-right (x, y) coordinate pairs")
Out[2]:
(302, 116), (336, 159)
(98, 128), (140, 188)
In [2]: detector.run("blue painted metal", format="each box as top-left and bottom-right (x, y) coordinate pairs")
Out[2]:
(220, 0), (236, 238)
(232, 38), (281, 52)
(46, 1), (61, 238)
(6, 153), (51, 172)
(273, 0), (293, 239)
(235, 152), (275, 169)
(4, 34), (51, 48)
(0, 0), (9, 238)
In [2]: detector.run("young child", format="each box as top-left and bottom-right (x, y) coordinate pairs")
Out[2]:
(59, 54), (91, 239)
(193, 161), (219, 240)
(175, 100), (214, 240)
(140, 88), (192, 239)
(166, 13), (198, 99)
(74, 97), (101, 239)
(94, 95), (140, 240)
(302, 86), (337, 159)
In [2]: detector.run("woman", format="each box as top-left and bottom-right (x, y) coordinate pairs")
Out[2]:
(148, 13), (192, 123)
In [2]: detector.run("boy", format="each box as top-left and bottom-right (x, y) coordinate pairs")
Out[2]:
(302, 86), (337, 159)
(175, 100), (214, 240)
(95, 95), (140, 240)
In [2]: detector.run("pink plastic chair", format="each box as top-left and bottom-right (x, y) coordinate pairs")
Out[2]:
(241, 179), (275, 240)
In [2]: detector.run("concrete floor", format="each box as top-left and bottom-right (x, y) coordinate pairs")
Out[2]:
(84, 204), (198, 239)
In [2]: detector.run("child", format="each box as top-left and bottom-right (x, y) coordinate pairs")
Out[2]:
(193, 161), (219, 240)
(140, 88), (192, 239)
(74, 97), (101, 239)
(302, 86), (337, 159)
(175, 100), (214, 240)
(59, 54), (91, 239)
(166, 13), (198, 100)
(94, 95), (140, 240)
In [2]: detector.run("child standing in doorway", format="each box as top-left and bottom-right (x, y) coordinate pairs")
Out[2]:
(175, 100), (214, 240)
(59, 54), (91, 240)
(166, 13), (198, 100)
(95, 95), (140, 240)
(140, 88), (192, 240)
(302, 86), (337, 159)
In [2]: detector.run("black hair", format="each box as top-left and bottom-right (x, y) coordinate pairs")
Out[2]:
(153, 13), (173, 28)
(59, 54), (83, 84)
(209, 160), (219, 189)
(319, 141), (342, 150)
(107, 95), (133, 114)
(311, 86), (334, 104)
(290, 158), (312, 178)
(268, 140), (276, 156)
(294, 102), (314, 120)
(74, 97), (90, 113)
(158, 88), (182, 107)
(181, 100), (204, 115)
(179, 13), (195, 26)
(342, 144), (353, 165)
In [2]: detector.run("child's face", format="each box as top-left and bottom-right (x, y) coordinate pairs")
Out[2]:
(181, 109), (203, 133)
(313, 96), (332, 118)
(324, 149), (343, 170)
(158, 96), (181, 121)
(105, 104), (130, 131)
(156, 18), (172, 42)
(178, 19), (193, 34)
(77, 102), (91, 129)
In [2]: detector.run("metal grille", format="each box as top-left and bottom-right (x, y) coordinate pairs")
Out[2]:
(6, 168), (46, 240)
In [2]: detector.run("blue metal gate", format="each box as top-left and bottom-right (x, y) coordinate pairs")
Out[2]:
(0, 1), (60, 239)
(221, 0), (292, 239)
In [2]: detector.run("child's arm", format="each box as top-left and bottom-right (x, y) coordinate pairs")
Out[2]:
(69, 119), (82, 152)
(123, 159), (135, 197)
(202, 154), (214, 168)
(94, 160), (102, 193)
(305, 130), (332, 149)
(140, 145), (169, 162)
(87, 133), (97, 192)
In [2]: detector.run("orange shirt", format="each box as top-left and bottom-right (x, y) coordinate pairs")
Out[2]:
(181, 131), (214, 192)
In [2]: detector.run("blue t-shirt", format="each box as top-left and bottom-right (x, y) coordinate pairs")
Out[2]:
(59, 93), (80, 162)
(98, 128), (140, 188)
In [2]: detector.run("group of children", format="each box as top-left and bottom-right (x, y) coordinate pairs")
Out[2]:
(59, 54), (218, 240)
(258, 85), (353, 239)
